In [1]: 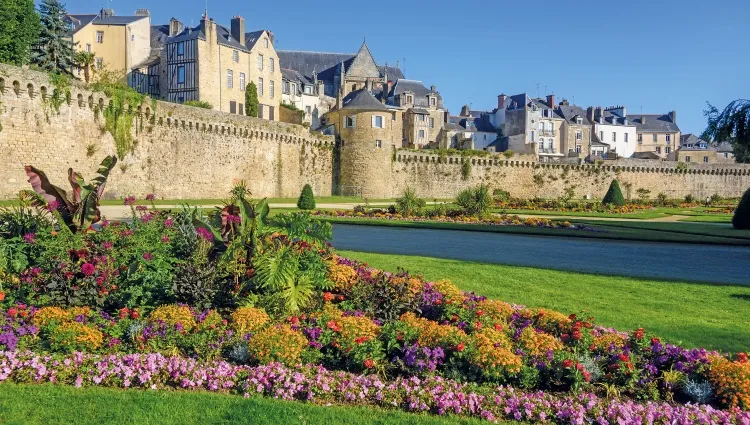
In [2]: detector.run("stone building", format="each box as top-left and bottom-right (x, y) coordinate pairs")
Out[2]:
(441, 106), (496, 150)
(280, 68), (334, 129)
(587, 106), (636, 159)
(555, 101), (593, 158)
(498, 94), (565, 161)
(130, 14), (281, 120)
(384, 79), (446, 148)
(671, 134), (736, 164)
(627, 111), (680, 159)
(66, 9), (151, 78)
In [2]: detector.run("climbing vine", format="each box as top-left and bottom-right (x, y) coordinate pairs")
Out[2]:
(91, 79), (150, 158)
(461, 160), (471, 180)
(40, 73), (71, 119)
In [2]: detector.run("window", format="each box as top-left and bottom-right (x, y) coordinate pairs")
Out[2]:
(576, 117), (583, 125)
(258, 78), (264, 96)
(351, 84), (357, 92)
(612, 132), (616, 142)
(419, 115), (425, 122)
(269, 80), (274, 98)
(304, 85), (313, 95)
(86, 43), (91, 52)
(576, 130), (582, 141)
(407, 95), (413, 103)
(638, 133), (643, 142)
(291, 83), (297, 95)
(666, 147), (671, 154)
(345, 116), (356, 128)
(230, 101), (236, 114)
(575, 145), (582, 153)
(725, 152), (729, 158)
(484, 134), (487, 140)
(257, 54), (264, 70)
(530, 130), (535, 142)
(375, 140), (382, 148)
(652, 134), (657, 142)
(232, 50), (239, 63)
(95, 57), (103, 69)
(624, 133), (629, 143)
(131, 35), (135, 41)
(430, 97), (436, 106)
(547, 122), (553, 131)
(666, 134), (671, 142)
(96, 31), (104, 43)
(239, 103), (244, 115)
(269, 58), (274, 73)
(239, 73), (245, 90)
(429, 117), (435, 128)
(703, 156), (709, 163)
(177, 41), (184, 56)
(685, 156), (691, 162)
(264, 38), (269, 48)
(539, 122), (544, 131)
(283, 81), (290, 94)
(418, 130), (425, 138)
(599, 131), (603, 141)
(391, 112), (396, 121)
(372, 116), (384, 128)
(177, 66), (185, 84)
(226, 69), (233, 88)
(656, 147), (662, 154)
(305, 106), (311, 115)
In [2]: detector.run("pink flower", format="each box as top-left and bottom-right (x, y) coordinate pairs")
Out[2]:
(140, 213), (154, 223)
(135, 205), (148, 212)
(161, 235), (170, 243)
(102, 241), (113, 250)
(227, 215), (242, 224)
(124, 196), (136, 206)
(23, 233), (36, 244)
(145, 194), (156, 201)
(142, 252), (153, 261)
(46, 200), (60, 212)
(196, 228), (214, 241)
(81, 263), (96, 276)
(164, 219), (174, 228)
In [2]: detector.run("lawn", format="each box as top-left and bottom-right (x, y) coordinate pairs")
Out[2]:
(98, 196), (409, 206)
(0, 384), (489, 425)
(338, 251), (750, 353)
(492, 208), (670, 220)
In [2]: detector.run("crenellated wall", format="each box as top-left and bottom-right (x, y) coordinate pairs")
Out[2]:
(0, 64), (335, 200)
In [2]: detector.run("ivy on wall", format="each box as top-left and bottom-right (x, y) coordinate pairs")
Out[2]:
(91, 79), (152, 158)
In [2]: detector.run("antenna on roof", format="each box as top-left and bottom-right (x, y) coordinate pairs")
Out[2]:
(204, 0), (208, 19)
(544, 85), (547, 96)
(536, 83), (540, 98)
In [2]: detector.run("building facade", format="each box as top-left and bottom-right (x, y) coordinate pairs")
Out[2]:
(627, 111), (680, 159)
(587, 106), (637, 159)
(281, 68), (334, 128)
(555, 101), (593, 158)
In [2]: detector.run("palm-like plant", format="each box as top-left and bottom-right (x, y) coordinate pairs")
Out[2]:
(395, 187), (426, 217)
(266, 212), (332, 246)
(73, 51), (96, 83)
(253, 243), (314, 313)
(455, 184), (493, 218)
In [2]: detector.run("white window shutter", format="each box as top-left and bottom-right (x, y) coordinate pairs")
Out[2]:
(371, 116), (376, 128)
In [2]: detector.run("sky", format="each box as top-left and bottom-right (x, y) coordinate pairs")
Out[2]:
(67, 0), (750, 135)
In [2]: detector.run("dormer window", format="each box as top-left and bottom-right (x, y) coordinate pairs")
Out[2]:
(430, 97), (436, 106)
(407, 95), (413, 104)
(575, 117), (583, 125)
(264, 38), (269, 48)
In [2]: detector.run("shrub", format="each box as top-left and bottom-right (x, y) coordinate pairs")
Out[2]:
(49, 322), (104, 352)
(148, 305), (196, 332)
(732, 187), (750, 229)
(503, 150), (514, 159)
(493, 188), (511, 201)
(707, 356), (749, 409)
(230, 307), (270, 335)
(247, 325), (307, 365)
(710, 194), (723, 205)
(297, 184), (316, 210)
(685, 194), (696, 204)
(245, 82), (259, 117)
(456, 184), (493, 217)
(656, 193), (668, 206)
(395, 187), (425, 217)
(602, 180), (625, 206)
(183, 100), (212, 109)
(172, 263), (220, 310)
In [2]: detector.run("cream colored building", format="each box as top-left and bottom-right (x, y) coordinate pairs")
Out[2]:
(66, 9), (151, 78)
(627, 111), (680, 159)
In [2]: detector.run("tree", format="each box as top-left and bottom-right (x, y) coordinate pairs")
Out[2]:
(246, 82), (259, 118)
(733, 187), (750, 230)
(395, 187), (425, 217)
(602, 180), (625, 206)
(0, 0), (40, 65)
(31, 0), (75, 75)
(73, 51), (95, 82)
(296, 184), (316, 210)
(702, 100), (750, 163)
(455, 184), (493, 218)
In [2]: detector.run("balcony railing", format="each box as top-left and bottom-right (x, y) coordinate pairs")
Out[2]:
(540, 130), (555, 136)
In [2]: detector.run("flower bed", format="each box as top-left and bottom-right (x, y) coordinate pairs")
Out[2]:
(314, 210), (582, 230)
(1, 350), (748, 425)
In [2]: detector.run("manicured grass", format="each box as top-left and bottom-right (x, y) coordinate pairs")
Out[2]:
(100, 196), (408, 206)
(678, 215), (733, 223)
(322, 216), (750, 246)
(493, 208), (669, 220)
(0, 384), (491, 425)
(338, 251), (750, 353)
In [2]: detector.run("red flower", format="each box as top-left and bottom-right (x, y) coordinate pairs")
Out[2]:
(364, 359), (375, 369)
(81, 263), (96, 276)
(572, 330), (582, 341)
(130, 310), (140, 319)
(0, 292), (5, 302)
(634, 328), (645, 339)
(19, 310), (28, 318)
(618, 354), (630, 362)
(7, 307), (18, 317)
(337, 295), (344, 301)
(456, 342), (465, 352)
(289, 316), (299, 325)
(476, 310), (485, 317)
(474, 321), (482, 330)
(651, 337), (661, 344)
(119, 308), (130, 319)
(142, 252), (153, 261)
(354, 337), (367, 344)
(583, 371), (591, 382)
(568, 314), (577, 321)
(326, 320), (341, 332)
(576, 363), (585, 371)
(493, 324), (503, 331)
(562, 359), (573, 368)
(737, 352), (748, 363)
(323, 292), (334, 302)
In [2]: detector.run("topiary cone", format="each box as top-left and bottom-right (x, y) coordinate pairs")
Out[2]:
(733, 187), (750, 230)
(602, 180), (626, 206)
(297, 184), (316, 210)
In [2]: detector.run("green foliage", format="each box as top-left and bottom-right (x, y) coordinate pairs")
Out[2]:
(31, 0), (75, 75)
(23, 156), (117, 234)
(492, 188), (510, 201)
(184, 100), (213, 109)
(266, 212), (332, 246)
(296, 184), (316, 210)
(395, 187), (425, 217)
(455, 184), (493, 217)
(636, 188), (651, 201)
(732, 187), (750, 230)
(73, 51), (95, 83)
(44, 72), (70, 114)
(0, 0), (40, 65)
(0, 195), (51, 238)
(676, 162), (689, 171)
(245, 82), (259, 118)
(503, 150), (514, 159)
(702, 99), (749, 163)
(684, 194), (696, 204)
(602, 180), (625, 206)
(460, 160), (471, 180)
(92, 76), (146, 158)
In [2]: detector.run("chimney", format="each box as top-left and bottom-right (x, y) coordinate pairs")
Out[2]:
(169, 18), (184, 37)
(230, 16), (245, 46)
(135, 8), (150, 17)
(560, 98), (569, 106)
(586, 106), (595, 123)
(365, 79), (372, 91)
(546, 94), (555, 108)
(641, 115), (646, 125)
(100, 8), (114, 18)
(266, 31), (275, 46)
(430, 85), (436, 93)
(595, 106), (603, 121)
(460, 104), (470, 117)
(201, 16), (216, 44)
(669, 110), (677, 124)
(498, 94), (507, 109)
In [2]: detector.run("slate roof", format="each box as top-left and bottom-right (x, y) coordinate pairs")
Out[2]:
(150, 25), (169, 50)
(244, 30), (267, 50)
(66, 14), (98, 34)
(679, 134), (713, 150)
(633, 152), (661, 160)
(277, 50), (406, 83)
(448, 115), (495, 133)
(556, 105), (593, 125)
(216, 24), (248, 51)
(281, 68), (312, 85)
(714, 141), (733, 152)
(94, 16), (146, 25)
(411, 108), (430, 115)
(389, 79), (443, 108)
(379, 65), (405, 80)
(626, 114), (680, 132)
(506, 94), (529, 110)
(340, 89), (389, 111)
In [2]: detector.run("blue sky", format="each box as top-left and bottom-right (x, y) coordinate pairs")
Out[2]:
(68, 0), (749, 135)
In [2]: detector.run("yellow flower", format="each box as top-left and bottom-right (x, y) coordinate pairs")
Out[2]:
(707, 356), (750, 409)
(400, 312), (466, 348)
(230, 307), (270, 334)
(148, 305), (196, 331)
(518, 327), (563, 357)
(32, 307), (69, 328)
(50, 322), (104, 351)
(248, 325), (307, 366)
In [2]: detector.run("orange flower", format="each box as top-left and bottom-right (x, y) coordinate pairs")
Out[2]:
(323, 292), (335, 302)
(364, 359), (375, 369)
(0, 292), (5, 301)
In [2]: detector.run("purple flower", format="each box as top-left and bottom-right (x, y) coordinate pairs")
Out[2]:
(136, 205), (148, 212)
(140, 213), (154, 223)
(145, 194), (156, 201)
(81, 263), (96, 276)
(142, 252), (153, 261)
(196, 228), (214, 241)
(46, 199), (60, 212)
(23, 233), (36, 244)
(164, 219), (174, 228)
(124, 196), (136, 206)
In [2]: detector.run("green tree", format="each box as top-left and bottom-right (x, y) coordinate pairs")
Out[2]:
(73, 50), (95, 82)
(296, 184), (316, 210)
(455, 184), (493, 218)
(31, 0), (75, 75)
(702, 100), (750, 163)
(246, 82), (259, 118)
(602, 180), (626, 206)
(395, 187), (425, 217)
(0, 0), (40, 65)
(733, 187), (750, 230)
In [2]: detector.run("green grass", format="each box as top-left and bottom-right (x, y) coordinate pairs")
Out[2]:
(677, 215), (733, 223)
(338, 251), (750, 353)
(98, 196), (408, 206)
(0, 384), (491, 425)
(323, 216), (750, 246)
(493, 208), (669, 220)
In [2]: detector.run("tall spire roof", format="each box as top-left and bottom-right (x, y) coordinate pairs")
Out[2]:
(345, 40), (380, 78)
